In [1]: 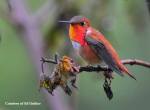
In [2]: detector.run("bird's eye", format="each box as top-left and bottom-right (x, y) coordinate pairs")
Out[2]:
(80, 22), (86, 26)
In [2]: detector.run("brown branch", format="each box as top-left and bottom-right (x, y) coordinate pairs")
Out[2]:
(40, 56), (150, 100)
(41, 57), (150, 73)
(79, 65), (111, 73)
(41, 54), (59, 73)
(79, 59), (150, 73)
(122, 59), (150, 68)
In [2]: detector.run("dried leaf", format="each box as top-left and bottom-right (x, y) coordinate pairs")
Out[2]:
(103, 79), (113, 100)
(40, 56), (79, 96)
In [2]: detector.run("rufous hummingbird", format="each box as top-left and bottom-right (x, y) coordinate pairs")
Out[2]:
(59, 15), (136, 80)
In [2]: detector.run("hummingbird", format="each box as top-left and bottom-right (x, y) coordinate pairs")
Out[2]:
(59, 15), (136, 80)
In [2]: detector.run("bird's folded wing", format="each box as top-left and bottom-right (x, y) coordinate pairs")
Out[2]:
(85, 36), (124, 76)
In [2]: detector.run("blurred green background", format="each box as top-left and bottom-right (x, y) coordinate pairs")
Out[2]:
(0, 0), (150, 110)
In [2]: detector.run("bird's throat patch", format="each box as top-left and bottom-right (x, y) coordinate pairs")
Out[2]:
(69, 24), (85, 45)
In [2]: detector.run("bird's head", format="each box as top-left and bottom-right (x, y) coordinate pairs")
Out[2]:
(59, 16), (90, 45)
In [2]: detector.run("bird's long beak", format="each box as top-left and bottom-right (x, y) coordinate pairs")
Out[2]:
(59, 20), (71, 24)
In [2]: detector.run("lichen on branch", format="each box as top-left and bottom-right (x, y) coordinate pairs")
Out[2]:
(40, 56), (79, 96)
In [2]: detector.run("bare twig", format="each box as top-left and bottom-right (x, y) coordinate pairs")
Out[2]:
(41, 54), (59, 73)
(79, 65), (111, 73)
(41, 56), (150, 73)
(79, 59), (150, 73)
(122, 59), (150, 68)
(41, 57), (150, 100)
(41, 54), (59, 64)
(41, 57), (57, 64)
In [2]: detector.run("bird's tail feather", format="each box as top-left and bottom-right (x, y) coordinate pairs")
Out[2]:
(122, 66), (136, 80)
(126, 71), (136, 80)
